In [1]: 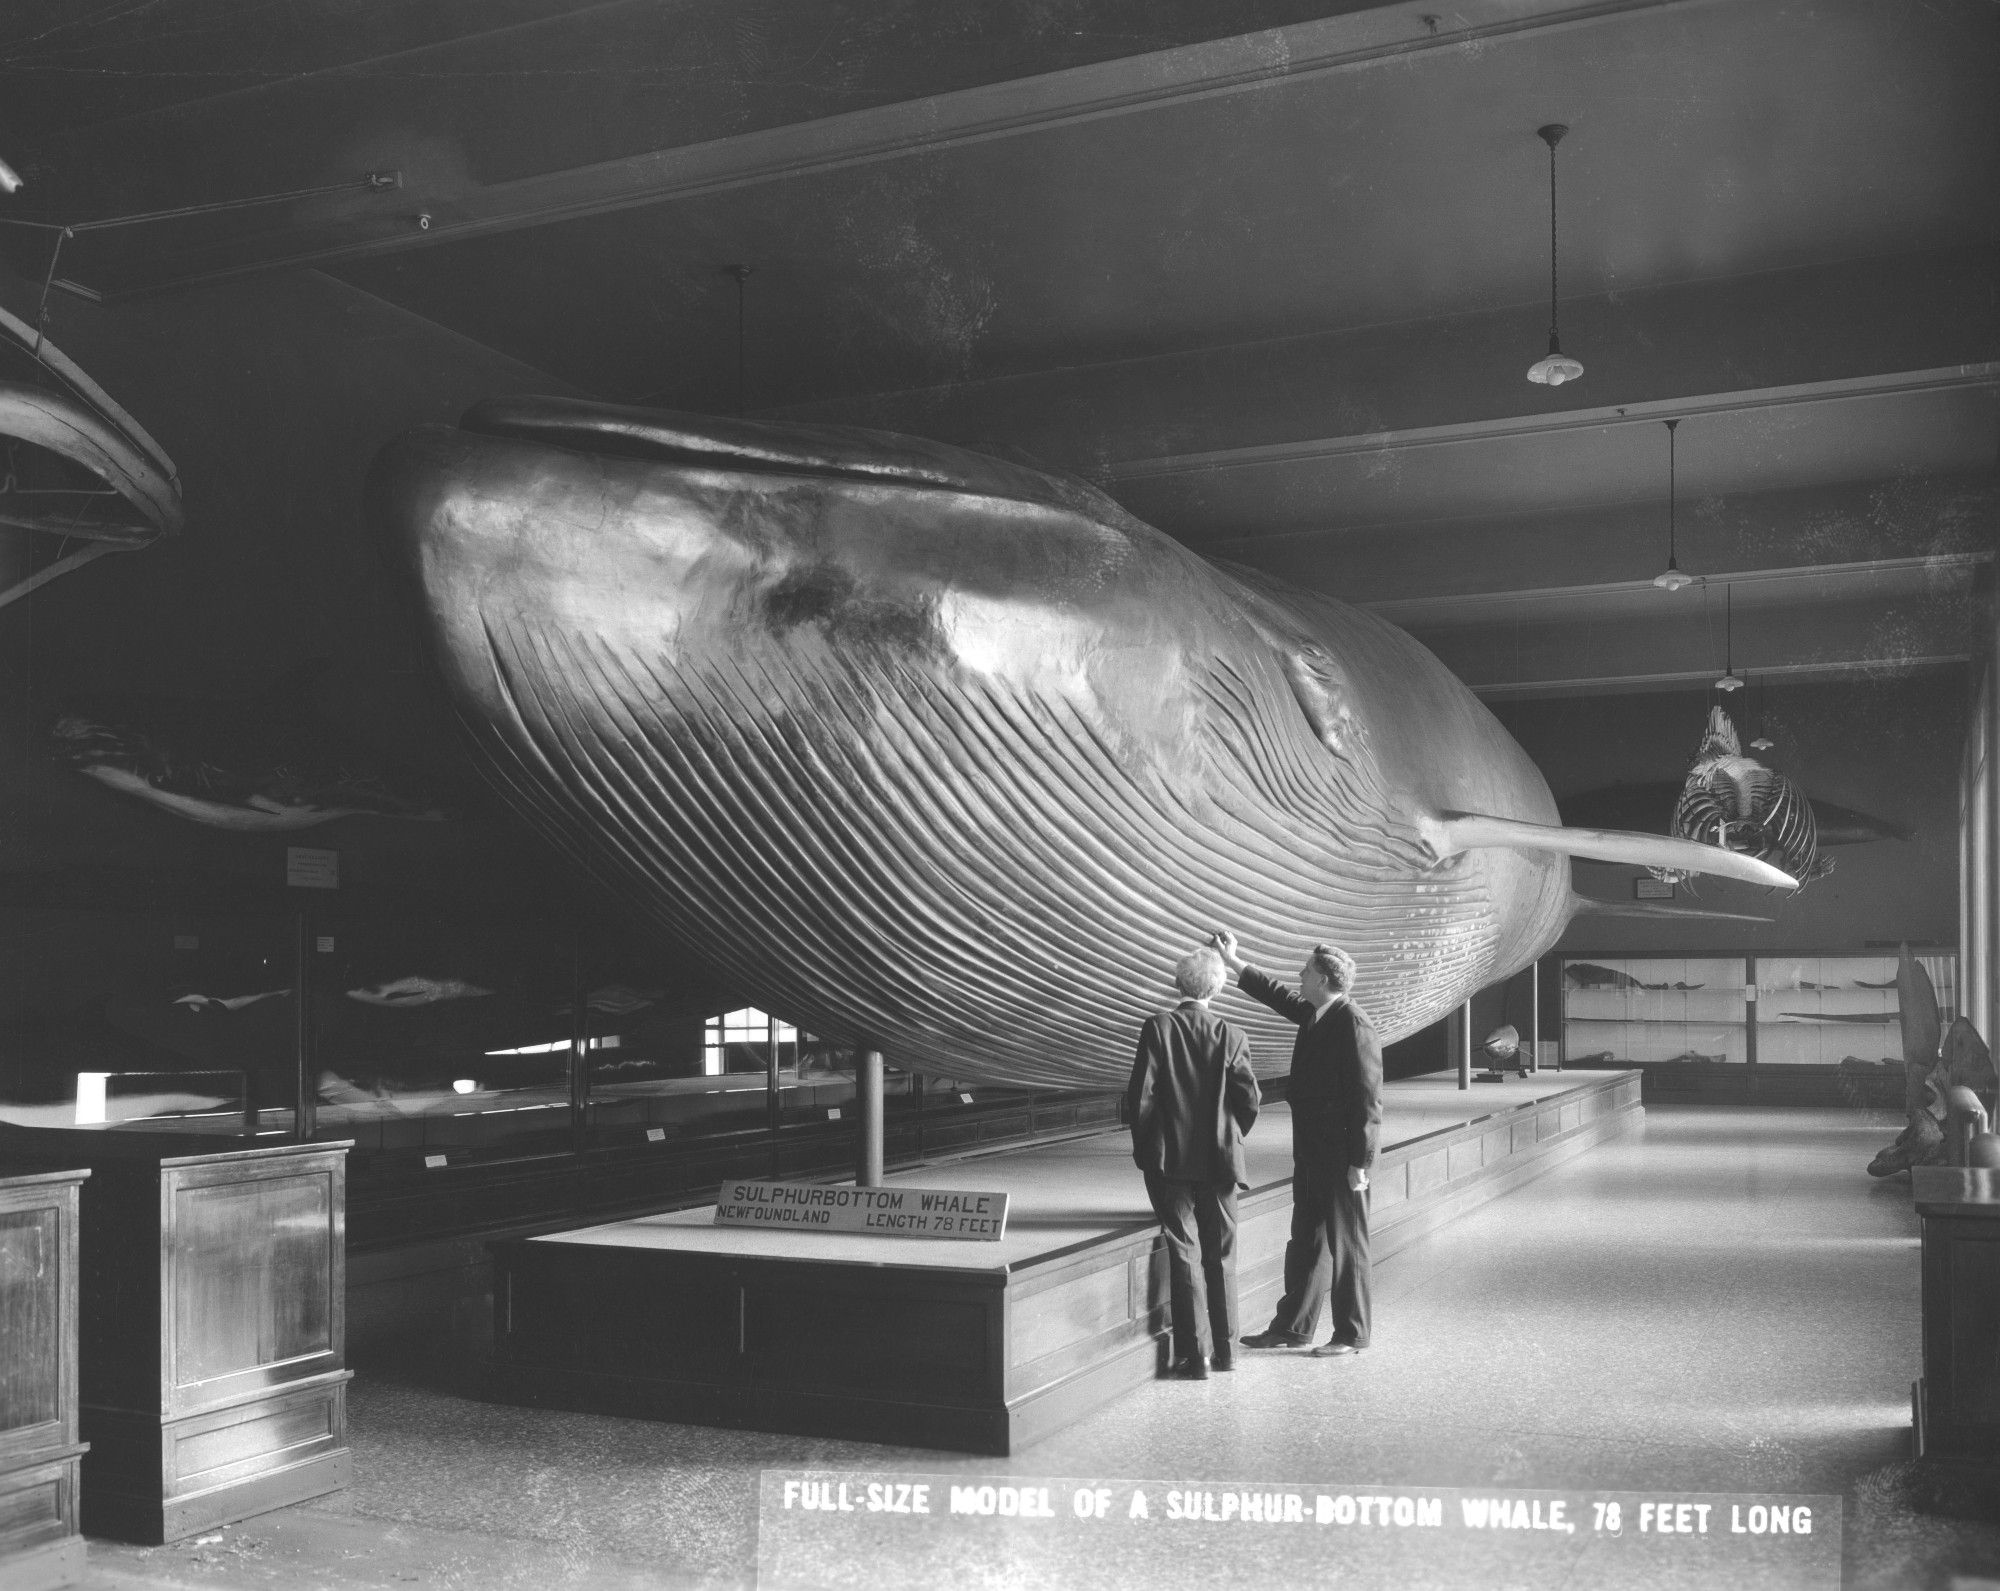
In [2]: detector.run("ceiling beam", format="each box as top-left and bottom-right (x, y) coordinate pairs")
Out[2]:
(1406, 582), (1984, 698)
(771, 250), (1998, 481)
(44, 0), (1695, 296)
(1221, 475), (1999, 605)
(1109, 365), (2000, 486)
(1364, 553), (1990, 629)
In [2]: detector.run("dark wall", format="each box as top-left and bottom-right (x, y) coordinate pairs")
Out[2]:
(0, 264), (592, 908)
(1493, 673), (1965, 959)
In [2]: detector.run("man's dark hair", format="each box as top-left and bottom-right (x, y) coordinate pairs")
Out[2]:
(1308, 943), (1356, 994)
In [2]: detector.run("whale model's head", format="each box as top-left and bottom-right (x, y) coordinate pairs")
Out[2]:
(371, 398), (1790, 1086)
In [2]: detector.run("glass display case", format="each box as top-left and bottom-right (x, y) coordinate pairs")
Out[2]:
(1560, 956), (1749, 1066)
(0, 906), (296, 1139)
(1561, 951), (1959, 1068)
(309, 912), (574, 1159)
(1, 896), (1115, 1242)
(1754, 953), (1956, 1065)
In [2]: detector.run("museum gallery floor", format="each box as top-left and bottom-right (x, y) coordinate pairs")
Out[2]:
(488, 1071), (1639, 1454)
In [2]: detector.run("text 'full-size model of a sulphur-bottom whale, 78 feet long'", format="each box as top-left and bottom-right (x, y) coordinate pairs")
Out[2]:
(369, 398), (1793, 1090)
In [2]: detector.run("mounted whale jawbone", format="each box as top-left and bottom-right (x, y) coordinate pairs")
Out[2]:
(373, 398), (1797, 1091)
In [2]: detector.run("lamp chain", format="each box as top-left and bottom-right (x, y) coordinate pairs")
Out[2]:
(1666, 418), (1678, 565)
(1548, 137), (1560, 344)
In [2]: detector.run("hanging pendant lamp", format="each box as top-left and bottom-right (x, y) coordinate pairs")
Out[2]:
(1525, 124), (1584, 386)
(1652, 417), (1693, 590)
(1715, 583), (1743, 692)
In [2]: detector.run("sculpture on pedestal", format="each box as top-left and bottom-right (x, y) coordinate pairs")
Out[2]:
(1867, 946), (1999, 1178)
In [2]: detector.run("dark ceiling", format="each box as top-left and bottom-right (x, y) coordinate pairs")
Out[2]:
(1, 0), (1994, 697)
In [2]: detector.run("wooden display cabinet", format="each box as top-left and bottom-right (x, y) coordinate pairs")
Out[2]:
(0, 1167), (89, 1591)
(1913, 1182), (2000, 1473)
(0, 1130), (354, 1543)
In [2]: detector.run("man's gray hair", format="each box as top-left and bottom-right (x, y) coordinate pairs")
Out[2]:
(1308, 943), (1357, 994)
(1175, 946), (1229, 1001)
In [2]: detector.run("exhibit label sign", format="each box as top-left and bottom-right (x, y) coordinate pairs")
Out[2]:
(757, 1470), (1840, 1590)
(715, 1181), (1009, 1240)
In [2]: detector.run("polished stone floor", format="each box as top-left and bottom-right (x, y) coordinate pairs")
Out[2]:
(76, 1106), (2000, 1591)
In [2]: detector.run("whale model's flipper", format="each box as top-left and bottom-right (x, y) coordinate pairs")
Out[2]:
(1423, 811), (1800, 891)
(1568, 894), (1777, 924)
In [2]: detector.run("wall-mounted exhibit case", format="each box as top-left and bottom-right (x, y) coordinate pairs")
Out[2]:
(1561, 952), (1957, 1102)
(0, 904), (1115, 1249)
(0, 1134), (351, 1543)
(0, 1167), (88, 1591)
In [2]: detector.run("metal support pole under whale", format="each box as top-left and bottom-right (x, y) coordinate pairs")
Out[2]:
(369, 398), (1793, 1090)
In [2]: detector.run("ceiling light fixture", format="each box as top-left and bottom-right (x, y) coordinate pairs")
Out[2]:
(1525, 123), (1583, 386)
(1715, 583), (1743, 692)
(1653, 418), (1693, 590)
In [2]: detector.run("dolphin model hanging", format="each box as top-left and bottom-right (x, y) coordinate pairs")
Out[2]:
(370, 398), (1795, 1089)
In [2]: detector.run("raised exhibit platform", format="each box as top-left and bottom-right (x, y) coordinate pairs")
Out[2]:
(487, 1069), (1641, 1454)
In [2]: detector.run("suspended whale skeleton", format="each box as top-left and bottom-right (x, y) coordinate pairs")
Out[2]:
(1652, 705), (1830, 891)
(0, 299), (183, 610)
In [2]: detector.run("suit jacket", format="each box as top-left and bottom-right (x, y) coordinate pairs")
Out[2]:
(1125, 1001), (1261, 1186)
(1236, 967), (1384, 1173)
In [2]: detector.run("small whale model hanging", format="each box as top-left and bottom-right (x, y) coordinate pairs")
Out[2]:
(1651, 706), (1830, 892)
(370, 400), (1797, 1088)
(46, 683), (447, 831)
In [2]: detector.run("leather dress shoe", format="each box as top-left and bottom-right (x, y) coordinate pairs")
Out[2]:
(1210, 1349), (1236, 1372)
(1239, 1329), (1310, 1350)
(1309, 1340), (1363, 1358)
(1168, 1356), (1210, 1380)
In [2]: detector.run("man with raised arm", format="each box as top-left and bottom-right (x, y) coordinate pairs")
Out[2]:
(1210, 931), (1383, 1357)
(1126, 945), (1263, 1380)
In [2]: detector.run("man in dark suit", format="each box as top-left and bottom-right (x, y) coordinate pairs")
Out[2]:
(1126, 946), (1262, 1380)
(1211, 931), (1383, 1357)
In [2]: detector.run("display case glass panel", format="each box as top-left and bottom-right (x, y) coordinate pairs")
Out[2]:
(584, 991), (778, 1139)
(0, 906), (294, 1138)
(1754, 952), (1958, 1065)
(1562, 951), (1959, 1068)
(309, 914), (571, 1157)
(1561, 956), (1748, 1066)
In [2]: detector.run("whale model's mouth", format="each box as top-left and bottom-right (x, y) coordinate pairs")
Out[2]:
(460, 395), (1121, 521)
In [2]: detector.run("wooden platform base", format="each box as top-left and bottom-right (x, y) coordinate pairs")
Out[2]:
(489, 1072), (1640, 1455)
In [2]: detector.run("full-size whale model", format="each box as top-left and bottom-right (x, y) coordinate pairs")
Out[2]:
(371, 399), (1793, 1089)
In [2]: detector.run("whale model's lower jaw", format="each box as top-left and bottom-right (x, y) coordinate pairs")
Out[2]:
(455, 616), (1547, 1089)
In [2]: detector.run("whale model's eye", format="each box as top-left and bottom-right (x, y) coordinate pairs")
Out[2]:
(1282, 649), (1362, 761)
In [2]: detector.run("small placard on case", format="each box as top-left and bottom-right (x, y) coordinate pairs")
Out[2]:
(1633, 877), (1674, 899)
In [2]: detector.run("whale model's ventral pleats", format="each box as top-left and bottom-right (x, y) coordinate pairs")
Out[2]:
(373, 403), (1800, 1089)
